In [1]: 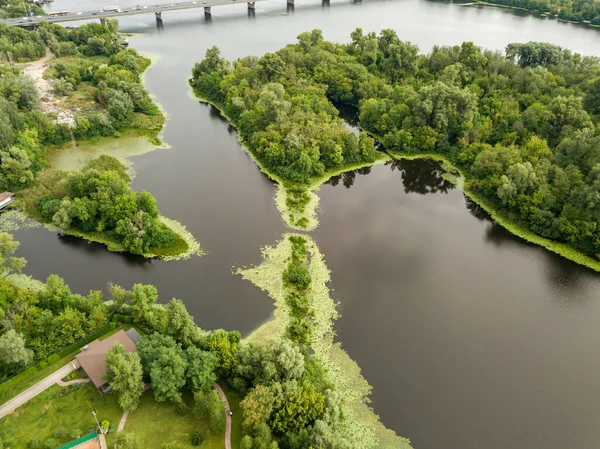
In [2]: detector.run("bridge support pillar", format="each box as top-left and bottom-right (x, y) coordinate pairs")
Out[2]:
(204, 6), (211, 15)
(247, 1), (255, 10)
(287, 0), (294, 4)
(99, 17), (106, 25)
(322, 0), (329, 6)
(155, 11), (162, 21)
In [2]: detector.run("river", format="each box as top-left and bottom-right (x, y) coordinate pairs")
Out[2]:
(12, 1), (600, 448)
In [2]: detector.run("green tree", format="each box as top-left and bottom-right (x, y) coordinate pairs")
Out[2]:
(0, 232), (26, 278)
(166, 298), (202, 347)
(148, 345), (187, 403)
(0, 329), (33, 370)
(240, 385), (275, 431)
(0, 146), (34, 191)
(103, 342), (144, 412)
(185, 346), (217, 394)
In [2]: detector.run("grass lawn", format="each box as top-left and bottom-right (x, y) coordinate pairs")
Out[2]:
(0, 382), (122, 449)
(117, 390), (224, 449)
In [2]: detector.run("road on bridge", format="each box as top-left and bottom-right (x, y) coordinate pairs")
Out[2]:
(2, 0), (264, 27)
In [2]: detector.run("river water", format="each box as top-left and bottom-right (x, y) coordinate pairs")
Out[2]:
(12, 1), (600, 448)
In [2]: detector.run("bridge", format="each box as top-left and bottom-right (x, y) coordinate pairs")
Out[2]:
(2, 0), (274, 27)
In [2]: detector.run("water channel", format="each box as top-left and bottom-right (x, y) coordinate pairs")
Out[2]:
(11, 0), (600, 447)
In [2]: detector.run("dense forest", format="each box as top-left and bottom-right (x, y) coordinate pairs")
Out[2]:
(461, 0), (600, 25)
(190, 42), (378, 183)
(192, 30), (600, 258)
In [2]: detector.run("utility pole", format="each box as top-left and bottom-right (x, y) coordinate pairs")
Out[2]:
(92, 410), (101, 430)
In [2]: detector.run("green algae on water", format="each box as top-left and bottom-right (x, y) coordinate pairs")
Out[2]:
(158, 216), (205, 261)
(0, 210), (42, 233)
(238, 235), (413, 449)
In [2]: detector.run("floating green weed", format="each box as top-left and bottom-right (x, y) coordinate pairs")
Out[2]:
(237, 235), (413, 449)
(157, 216), (204, 261)
(0, 210), (41, 233)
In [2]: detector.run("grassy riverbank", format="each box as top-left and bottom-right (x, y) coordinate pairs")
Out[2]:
(387, 150), (600, 272)
(457, 0), (600, 27)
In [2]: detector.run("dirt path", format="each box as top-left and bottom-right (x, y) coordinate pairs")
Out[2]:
(213, 383), (232, 449)
(17, 48), (76, 127)
(0, 361), (78, 419)
(18, 47), (54, 95)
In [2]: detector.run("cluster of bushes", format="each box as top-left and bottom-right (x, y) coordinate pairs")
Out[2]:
(222, 29), (600, 257)
(0, 1), (44, 20)
(34, 156), (182, 255)
(282, 236), (314, 344)
(190, 42), (378, 183)
(0, 23), (45, 61)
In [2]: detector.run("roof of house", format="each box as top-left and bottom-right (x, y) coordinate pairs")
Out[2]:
(75, 330), (138, 388)
(0, 192), (15, 201)
(126, 328), (141, 344)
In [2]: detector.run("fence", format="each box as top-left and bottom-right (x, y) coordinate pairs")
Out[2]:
(0, 312), (132, 392)
(56, 432), (98, 449)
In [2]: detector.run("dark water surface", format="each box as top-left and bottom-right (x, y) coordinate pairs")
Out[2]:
(13, 1), (600, 448)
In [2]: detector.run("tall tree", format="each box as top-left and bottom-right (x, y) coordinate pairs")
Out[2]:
(104, 342), (144, 412)
(0, 232), (26, 278)
(148, 345), (187, 403)
(166, 298), (202, 347)
(185, 346), (217, 394)
(0, 329), (32, 370)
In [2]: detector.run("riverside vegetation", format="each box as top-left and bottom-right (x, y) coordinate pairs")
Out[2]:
(0, 231), (395, 449)
(191, 29), (600, 269)
(0, 21), (194, 258)
(457, 0), (600, 26)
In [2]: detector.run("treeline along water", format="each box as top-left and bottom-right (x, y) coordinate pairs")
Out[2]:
(10, 0), (600, 448)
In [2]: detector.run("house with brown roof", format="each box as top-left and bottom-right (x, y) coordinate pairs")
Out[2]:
(75, 329), (141, 393)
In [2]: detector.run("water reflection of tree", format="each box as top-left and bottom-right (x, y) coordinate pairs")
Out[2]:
(464, 198), (585, 292)
(57, 233), (152, 268)
(387, 159), (454, 194)
(325, 168), (371, 189)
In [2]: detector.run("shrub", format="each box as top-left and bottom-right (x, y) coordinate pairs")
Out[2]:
(44, 439), (59, 449)
(70, 429), (82, 440)
(55, 426), (67, 439)
(284, 263), (311, 288)
(29, 439), (41, 449)
(54, 79), (74, 96)
(101, 420), (110, 429)
(191, 429), (204, 446)
(240, 436), (253, 449)
(116, 432), (138, 449)
(176, 401), (189, 416)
